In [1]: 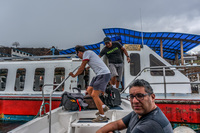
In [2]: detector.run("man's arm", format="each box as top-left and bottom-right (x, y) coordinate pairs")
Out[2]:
(69, 60), (88, 77)
(99, 47), (106, 58)
(96, 119), (126, 133)
(45, 49), (51, 55)
(121, 47), (130, 63)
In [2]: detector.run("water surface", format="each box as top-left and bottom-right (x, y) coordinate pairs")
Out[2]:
(0, 121), (26, 133)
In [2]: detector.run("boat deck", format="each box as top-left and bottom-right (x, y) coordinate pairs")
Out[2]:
(9, 99), (132, 133)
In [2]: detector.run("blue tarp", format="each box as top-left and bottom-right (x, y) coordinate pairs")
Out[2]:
(60, 28), (200, 60)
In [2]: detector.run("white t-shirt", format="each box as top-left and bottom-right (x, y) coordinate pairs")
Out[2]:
(83, 50), (110, 75)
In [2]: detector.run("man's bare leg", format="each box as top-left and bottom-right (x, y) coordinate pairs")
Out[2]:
(86, 86), (93, 95)
(120, 81), (124, 91)
(110, 76), (116, 85)
(87, 86), (104, 107)
(116, 80), (120, 88)
(91, 90), (104, 115)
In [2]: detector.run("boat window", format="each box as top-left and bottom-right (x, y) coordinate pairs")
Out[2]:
(150, 54), (175, 76)
(54, 67), (65, 91)
(0, 69), (8, 91)
(15, 68), (26, 91)
(130, 53), (141, 76)
(33, 68), (45, 91)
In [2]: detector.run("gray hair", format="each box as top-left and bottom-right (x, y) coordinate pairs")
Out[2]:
(129, 79), (154, 94)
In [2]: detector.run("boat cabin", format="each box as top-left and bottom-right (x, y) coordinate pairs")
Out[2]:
(0, 44), (196, 96)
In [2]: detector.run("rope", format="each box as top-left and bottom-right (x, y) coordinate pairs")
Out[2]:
(33, 102), (49, 119)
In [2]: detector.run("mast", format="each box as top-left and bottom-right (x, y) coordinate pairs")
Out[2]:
(140, 8), (144, 48)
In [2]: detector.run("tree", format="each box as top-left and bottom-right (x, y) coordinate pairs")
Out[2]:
(12, 42), (20, 48)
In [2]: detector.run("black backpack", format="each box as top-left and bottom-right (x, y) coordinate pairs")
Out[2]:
(104, 85), (122, 107)
(60, 88), (88, 111)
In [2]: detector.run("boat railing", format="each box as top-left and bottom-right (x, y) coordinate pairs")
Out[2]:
(39, 83), (60, 117)
(39, 66), (79, 133)
(121, 65), (200, 98)
(0, 54), (76, 61)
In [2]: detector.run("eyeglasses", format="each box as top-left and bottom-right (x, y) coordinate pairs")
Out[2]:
(127, 93), (150, 101)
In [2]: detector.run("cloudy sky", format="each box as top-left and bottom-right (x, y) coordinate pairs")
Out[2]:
(0, 0), (200, 52)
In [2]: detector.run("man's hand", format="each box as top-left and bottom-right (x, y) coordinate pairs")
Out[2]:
(69, 72), (76, 78)
(127, 57), (130, 63)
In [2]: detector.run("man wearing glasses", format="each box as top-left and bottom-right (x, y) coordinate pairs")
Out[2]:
(99, 37), (130, 91)
(69, 45), (111, 122)
(96, 79), (173, 133)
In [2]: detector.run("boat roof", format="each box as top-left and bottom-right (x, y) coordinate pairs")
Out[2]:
(60, 28), (200, 60)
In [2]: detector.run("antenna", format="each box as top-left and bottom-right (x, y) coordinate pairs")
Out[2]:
(140, 8), (144, 48)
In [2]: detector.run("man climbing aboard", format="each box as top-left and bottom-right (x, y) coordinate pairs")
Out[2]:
(99, 37), (130, 90)
(69, 45), (111, 122)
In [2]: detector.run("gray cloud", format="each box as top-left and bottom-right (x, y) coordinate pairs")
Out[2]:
(0, 0), (200, 51)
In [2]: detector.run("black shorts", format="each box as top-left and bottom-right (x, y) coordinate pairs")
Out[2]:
(90, 73), (111, 91)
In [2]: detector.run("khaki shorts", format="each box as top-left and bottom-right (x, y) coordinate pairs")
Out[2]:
(108, 63), (123, 82)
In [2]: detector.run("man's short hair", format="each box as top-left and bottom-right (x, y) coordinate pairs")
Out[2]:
(75, 45), (86, 53)
(129, 79), (154, 94)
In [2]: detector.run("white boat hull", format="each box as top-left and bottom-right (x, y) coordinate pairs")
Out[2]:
(9, 99), (132, 133)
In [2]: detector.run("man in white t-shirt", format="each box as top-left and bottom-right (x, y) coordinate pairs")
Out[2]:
(69, 45), (111, 122)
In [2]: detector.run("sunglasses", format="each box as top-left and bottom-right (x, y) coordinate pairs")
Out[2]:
(127, 93), (151, 101)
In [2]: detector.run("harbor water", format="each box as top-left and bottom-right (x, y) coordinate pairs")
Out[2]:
(0, 121), (26, 133)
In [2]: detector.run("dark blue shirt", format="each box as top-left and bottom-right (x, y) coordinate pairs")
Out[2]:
(122, 107), (173, 133)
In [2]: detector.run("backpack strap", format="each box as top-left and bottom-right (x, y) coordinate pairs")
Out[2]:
(76, 99), (81, 111)
(78, 99), (88, 109)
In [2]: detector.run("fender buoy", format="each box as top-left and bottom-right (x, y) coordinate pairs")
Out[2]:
(173, 126), (195, 133)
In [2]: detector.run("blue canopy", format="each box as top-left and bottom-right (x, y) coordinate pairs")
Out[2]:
(60, 28), (200, 60)
(59, 36), (122, 55)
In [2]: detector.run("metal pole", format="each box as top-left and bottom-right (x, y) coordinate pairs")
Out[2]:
(49, 93), (52, 133)
(48, 66), (80, 133)
(140, 8), (144, 48)
(163, 67), (166, 98)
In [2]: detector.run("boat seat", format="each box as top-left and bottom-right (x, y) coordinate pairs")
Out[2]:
(70, 118), (110, 133)
(59, 110), (115, 133)
(71, 118), (109, 127)
(58, 106), (130, 133)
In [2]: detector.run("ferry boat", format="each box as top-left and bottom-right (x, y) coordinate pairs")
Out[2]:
(1, 44), (199, 132)
(0, 54), (80, 121)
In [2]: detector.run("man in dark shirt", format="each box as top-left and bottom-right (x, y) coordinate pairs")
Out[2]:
(99, 37), (130, 90)
(96, 79), (173, 133)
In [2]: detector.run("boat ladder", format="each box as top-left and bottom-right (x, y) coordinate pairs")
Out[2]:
(39, 66), (80, 133)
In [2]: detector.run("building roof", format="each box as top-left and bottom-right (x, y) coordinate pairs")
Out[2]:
(60, 28), (200, 60)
